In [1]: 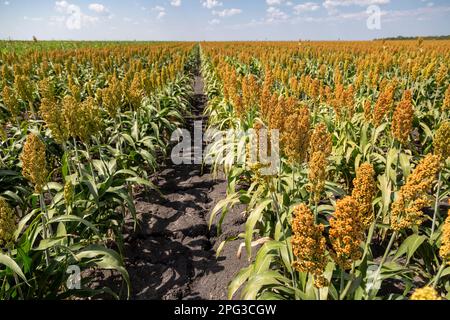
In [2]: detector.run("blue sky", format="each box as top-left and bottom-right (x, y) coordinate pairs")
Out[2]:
(0, 0), (449, 40)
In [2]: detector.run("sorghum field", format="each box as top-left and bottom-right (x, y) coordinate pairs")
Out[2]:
(0, 39), (449, 301)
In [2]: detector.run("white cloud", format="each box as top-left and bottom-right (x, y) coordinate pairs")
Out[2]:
(266, 0), (284, 5)
(88, 3), (113, 18)
(288, 3), (450, 24)
(382, 5), (450, 21)
(170, 0), (181, 7)
(212, 8), (242, 17)
(323, 0), (390, 10)
(55, 1), (71, 13)
(202, 0), (222, 9)
(266, 0), (296, 6)
(151, 6), (167, 19)
(24, 16), (44, 22)
(266, 6), (289, 22)
(294, 2), (320, 14)
(54, 1), (99, 30)
(88, 3), (106, 13)
(4, 1), (9, 5)
(209, 18), (220, 25)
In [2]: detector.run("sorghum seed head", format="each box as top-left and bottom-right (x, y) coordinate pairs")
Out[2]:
(291, 204), (328, 288)
(391, 90), (414, 144)
(0, 197), (16, 248)
(391, 154), (441, 231)
(440, 200), (450, 263)
(2, 86), (20, 118)
(352, 163), (377, 228)
(434, 121), (450, 161)
(329, 196), (364, 270)
(308, 151), (327, 204)
(373, 83), (395, 127)
(64, 181), (75, 206)
(20, 133), (48, 193)
(410, 287), (442, 300)
(309, 123), (332, 158)
(443, 84), (450, 112)
(40, 98), (67, 143)
(281, 103), (310, 164)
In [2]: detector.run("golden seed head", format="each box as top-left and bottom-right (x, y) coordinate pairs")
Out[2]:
(309, 123), (332, 158)
(344, 84), (355, 117)
(260, 72), (273, 121)
(443, 84), (450, 112)
(373, 83), (395, 127)
(68, 76), (81, 102)
(307, 123), (332, 203)
(391, 154), (441, 231)
(436, 63), (447, 85)
(410, 287), (442, 300)
(291, 204), (328, 288)
(242, 74), (260, 112)
(280, 102), (310, 164)
(363, 99), (372, 123)
(440, 200), (450, 262)
(332, 83), (344, 119)
(102, 75), (123, 118)
(402, 154), (441, 198)
(40, 98), (67, 143)
(20, 133), (48, 193)
(64, 181), (75, 206)
(268, 94), (284, 132)
(329, 196), (364, 270)
(62, 95), (79, 140)
(38, 78), (55, 101)
(78, 97), (102, 143)
(1, 65), (12, 82)
(391, 90), (414, 144)
(127, 73), (144, 110)
(14, 75), (33, 103)
(423, 60), (436, 79)
(308, 78), (320, 100)
(352, 163), (377, 228)
(2, 85), (20, 118)
(391, 195), (429, 232)
(62, 95), (102, 143)
(308, 151), (328, 204)
(0, 197), (16, 247)
(434, 121), (450, 160)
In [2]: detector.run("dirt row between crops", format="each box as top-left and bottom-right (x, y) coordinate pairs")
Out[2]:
(91, 74), (249, 300)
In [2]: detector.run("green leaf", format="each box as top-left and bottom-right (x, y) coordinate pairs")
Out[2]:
(48, 215), (100, 236)
(216, 236), (239, 258)
(242, 270), (288, 300)
(35, 236), (67, 251)
(245, 198), (272, 257)
(228, 265), (253, 300)
(75, 245), (130, 298)
(0, 253), (28, 284)
(398, 152), (412, 178)
(253, 241), (284, 273)
(393, 234), (426, 263)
